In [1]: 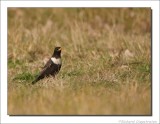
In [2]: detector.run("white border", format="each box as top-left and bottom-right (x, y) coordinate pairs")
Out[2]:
(1, 1), (159, 124)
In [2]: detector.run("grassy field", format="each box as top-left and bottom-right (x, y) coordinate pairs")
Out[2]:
(8, 8), (151, 115)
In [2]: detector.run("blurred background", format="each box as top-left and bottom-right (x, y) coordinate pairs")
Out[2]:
(8, 8), (151, 115)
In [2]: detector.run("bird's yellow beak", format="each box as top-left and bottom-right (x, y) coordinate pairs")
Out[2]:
(58, 47), (62, 51)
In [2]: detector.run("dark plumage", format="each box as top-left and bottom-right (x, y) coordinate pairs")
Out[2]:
(32, 47), (62, 84)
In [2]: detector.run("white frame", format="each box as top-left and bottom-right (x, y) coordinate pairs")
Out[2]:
(1, 1), (159, 124)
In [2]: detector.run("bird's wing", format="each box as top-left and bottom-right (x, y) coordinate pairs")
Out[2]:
(32, 58), (61, 84)
(35, 60), (52, 80)
(38, 59), (52, 77)
(43, 59), (52, 69)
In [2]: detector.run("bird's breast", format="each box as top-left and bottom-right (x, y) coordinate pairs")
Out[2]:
(51, 57), (62, 65)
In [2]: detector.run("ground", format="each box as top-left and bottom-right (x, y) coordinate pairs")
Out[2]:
(8, 8), (151, 115)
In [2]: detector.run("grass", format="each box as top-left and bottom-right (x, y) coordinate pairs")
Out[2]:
(8, 8), (151, 115)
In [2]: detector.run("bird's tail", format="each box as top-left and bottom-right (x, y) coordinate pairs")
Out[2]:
(32, 74), (44, 84)
(32, 77), (39, 84)
(32, 80), (37, 84)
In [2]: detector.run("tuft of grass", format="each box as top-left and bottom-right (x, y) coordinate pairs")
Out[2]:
(13, 72), (35, 82)
(8, 59), (23, 68)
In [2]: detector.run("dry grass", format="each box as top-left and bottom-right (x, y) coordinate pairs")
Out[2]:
(8, 8), (151, 115)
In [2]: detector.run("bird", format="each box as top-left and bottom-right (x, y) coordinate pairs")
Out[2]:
(32, 47), (62, 84)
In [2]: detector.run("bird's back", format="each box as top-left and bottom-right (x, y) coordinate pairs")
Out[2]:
(32, 60), (61, 84)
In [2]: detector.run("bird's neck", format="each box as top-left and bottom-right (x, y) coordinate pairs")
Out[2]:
(52, 54), (61, 58)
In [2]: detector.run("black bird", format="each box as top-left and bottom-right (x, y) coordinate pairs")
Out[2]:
(32, 47), (62, 84)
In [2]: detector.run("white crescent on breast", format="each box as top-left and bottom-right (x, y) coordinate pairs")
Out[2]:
(51, 57), (62, 65)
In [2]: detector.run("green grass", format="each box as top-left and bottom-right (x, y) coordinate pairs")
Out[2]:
(8, 8), (151, 115)
(13, 72), (35, 81)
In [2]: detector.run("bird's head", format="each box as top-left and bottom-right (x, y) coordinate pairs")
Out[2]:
(53, 47), (61, 58)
